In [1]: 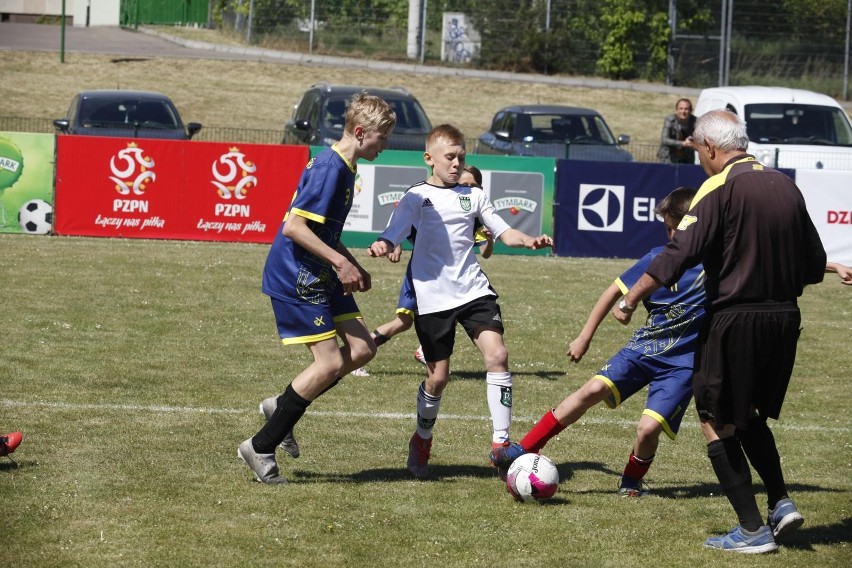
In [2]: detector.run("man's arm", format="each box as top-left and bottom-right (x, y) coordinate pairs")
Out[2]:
(826, 262), (852, 285)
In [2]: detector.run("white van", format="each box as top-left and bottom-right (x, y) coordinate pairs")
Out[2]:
(694, 86), (852, 170)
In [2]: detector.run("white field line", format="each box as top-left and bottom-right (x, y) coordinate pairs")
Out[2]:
(2, 399), (850, 434)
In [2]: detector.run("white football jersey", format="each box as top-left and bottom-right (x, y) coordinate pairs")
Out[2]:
(379, 182), (511, 315)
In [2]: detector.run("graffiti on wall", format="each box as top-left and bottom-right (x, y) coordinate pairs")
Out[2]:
(441, 12), (480, 64)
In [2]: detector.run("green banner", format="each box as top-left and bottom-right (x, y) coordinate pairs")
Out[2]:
(307, 147), (556, 255)
(0, 132), (55, 234)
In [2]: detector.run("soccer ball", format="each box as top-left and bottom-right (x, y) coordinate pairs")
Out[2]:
(18, 199), (53, 234)
(506, 452), (559, 503)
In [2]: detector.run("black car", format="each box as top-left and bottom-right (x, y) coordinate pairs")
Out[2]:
(53, 90), (202, 140)
(283, 83), (432, 150)
(475, 104), (632, 161)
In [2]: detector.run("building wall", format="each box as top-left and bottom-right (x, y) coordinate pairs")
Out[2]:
(0, 0), (120, 26)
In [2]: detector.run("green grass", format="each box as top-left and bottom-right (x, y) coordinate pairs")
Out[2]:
(1, 234), (850, 567)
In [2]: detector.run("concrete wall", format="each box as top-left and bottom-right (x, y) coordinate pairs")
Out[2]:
(0, 0), (119, 26)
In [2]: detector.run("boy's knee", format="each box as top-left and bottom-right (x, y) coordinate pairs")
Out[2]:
(352, 342), (377, 367)
(635, 420), (662, 442)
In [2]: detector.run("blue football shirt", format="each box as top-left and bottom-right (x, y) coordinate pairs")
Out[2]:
(616, 246), (706, 366)
(262, 145), (356, 304)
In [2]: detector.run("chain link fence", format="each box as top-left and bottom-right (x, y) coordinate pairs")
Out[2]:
(202, 1), (851, 96)
(0, 116), (662, 161)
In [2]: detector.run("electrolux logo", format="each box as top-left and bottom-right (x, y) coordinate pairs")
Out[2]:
(578, 184), (624, 232)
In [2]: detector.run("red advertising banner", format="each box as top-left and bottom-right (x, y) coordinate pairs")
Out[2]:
(54, 136), (307, 243)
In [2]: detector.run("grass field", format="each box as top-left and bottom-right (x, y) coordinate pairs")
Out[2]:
(1, 234), (850, 567)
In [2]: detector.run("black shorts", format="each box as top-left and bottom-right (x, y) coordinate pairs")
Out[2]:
(414, 295), (504, 362)
(693, 302), (801, 430)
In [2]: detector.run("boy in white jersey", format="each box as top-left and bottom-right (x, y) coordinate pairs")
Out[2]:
(368, 124), (552, 479)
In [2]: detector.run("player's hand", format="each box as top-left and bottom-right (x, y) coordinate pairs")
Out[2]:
(368, 240), (391, 258)
(526, 234), (553, 249)
(359, 267), (372, 292)
(567, 336), (590, 362)
(336, 260), (365, 295)
(611, 305), (632, 325)
(388, 244), (403, 263)
(836, 265), (852, 285)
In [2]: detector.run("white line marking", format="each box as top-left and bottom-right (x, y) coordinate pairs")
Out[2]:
(3, 399), (850, 434)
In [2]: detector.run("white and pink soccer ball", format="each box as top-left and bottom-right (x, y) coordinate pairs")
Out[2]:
(506, 452), (559, 503)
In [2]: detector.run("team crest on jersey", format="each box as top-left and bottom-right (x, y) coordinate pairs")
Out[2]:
(459, 195), (471, 211)
(305, 157), (316, 170)
(678, 214), (698, 230)
(345, 185), (352, 206)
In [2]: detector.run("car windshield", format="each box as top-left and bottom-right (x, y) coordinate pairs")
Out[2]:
(520, 113), (617, 145)
(80, 98), (180, 129)
(744, 103), (852, 145)
(323, 95), (431, 134)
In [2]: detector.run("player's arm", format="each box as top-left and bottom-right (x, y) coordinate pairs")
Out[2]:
(477, 228), (494, 259)
(826, 261), (852, 285)
(497, 228), (553, 249)
(369, 193), (417, 258)
(612, 272), (663, 324)
(568, 282), (621, 362)
(283, 213), (364, 294)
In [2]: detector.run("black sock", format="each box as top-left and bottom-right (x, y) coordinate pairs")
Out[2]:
(738, 417), (788, 510)
(707, 438), (763, 531)
(318, 376), (341, 397)
(252, 383), (311, 453)
(372, 330), (389, 346)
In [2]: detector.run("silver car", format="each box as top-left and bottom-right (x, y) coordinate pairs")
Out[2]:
(475, 104), (632, 161)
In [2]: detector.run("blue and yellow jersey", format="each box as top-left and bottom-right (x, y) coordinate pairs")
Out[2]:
(616, 246), (706, 366)
(262, 145), (356, 304)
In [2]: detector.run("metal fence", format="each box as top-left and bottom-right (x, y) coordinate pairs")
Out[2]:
(200, 1), (852, 95)
(0, 116), (661, 161)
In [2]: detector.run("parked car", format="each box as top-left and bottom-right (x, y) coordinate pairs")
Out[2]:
(474, 104), (632, 161)
(694, 86), (852, 170)
(53, 90), (202, 140)
(283, 83), (432, 150)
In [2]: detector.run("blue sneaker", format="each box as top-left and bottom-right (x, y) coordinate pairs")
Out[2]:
(616, 476), (649, 497)
(489, 442), (526, 468)
(703, 525), (778, 554)
(768, 498), (804, 540)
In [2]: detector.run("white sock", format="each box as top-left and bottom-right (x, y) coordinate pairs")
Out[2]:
(415, 382), (441, 439)
(486, 371), (512, 443)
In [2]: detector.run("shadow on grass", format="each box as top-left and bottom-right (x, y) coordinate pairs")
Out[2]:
(641, 480), (848, 501)
(291, 458), (610, 484)
(776, 517), (852, 549)
(366, 369), (566, 381)
(0, 459), (27, 471)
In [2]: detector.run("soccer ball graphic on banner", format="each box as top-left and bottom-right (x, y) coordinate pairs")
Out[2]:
(18, 199), (53, 234)
(506, 453), (559, 503)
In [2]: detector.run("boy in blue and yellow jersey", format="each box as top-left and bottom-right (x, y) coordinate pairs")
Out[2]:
(238, 92), (396, 484)
(491, 187), (705, 496)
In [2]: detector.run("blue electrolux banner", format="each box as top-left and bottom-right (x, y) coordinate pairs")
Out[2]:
(554, 161), (709, 258)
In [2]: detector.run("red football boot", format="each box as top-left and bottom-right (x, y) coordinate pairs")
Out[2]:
(0, 431), (22, 457)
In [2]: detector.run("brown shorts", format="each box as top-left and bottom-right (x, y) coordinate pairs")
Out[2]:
(693, 302), (801, 430)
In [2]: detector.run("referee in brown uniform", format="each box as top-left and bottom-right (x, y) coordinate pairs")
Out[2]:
(612, 109), (827, 554)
